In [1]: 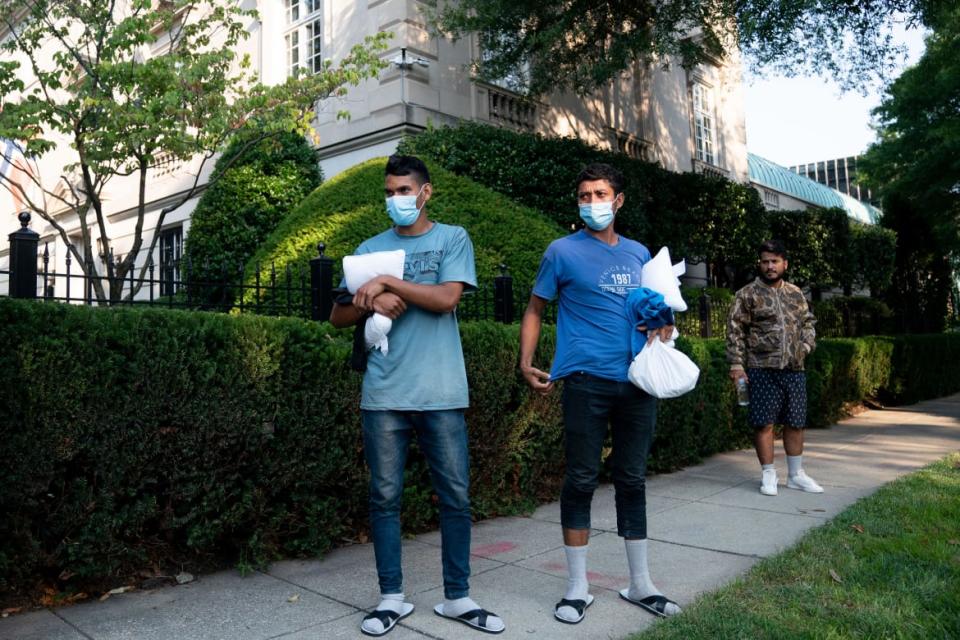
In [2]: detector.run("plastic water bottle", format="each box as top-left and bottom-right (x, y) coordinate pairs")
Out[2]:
(736, 377), (749, 406)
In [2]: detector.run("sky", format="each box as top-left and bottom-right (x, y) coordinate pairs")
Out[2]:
(743, 24), (929, 168)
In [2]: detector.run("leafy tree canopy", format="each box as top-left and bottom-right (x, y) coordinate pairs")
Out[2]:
(0, 0), (387, 301)
(432, 0), (947, 96)
(858, 8), (960, 331)
(860, 7), (960, 251)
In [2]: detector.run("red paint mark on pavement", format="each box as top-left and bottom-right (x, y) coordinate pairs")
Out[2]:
(586, 571), (626, 590)
(540, 562), (627, 589)
(471, 541), (517, 557)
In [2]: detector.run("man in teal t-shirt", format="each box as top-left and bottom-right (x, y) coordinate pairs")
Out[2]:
(519, 163), (681, 625)
(330, 156), (504, 637)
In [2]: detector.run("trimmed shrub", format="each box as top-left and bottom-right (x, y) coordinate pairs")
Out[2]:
(1, 297), (958, 595)
(397, 122), (898, 293)
(183, 132), (323, 307)
(398, 122), (768, 287)
(241, 157), (566, 309)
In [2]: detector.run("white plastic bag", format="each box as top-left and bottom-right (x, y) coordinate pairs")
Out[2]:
(628, 338), (700, 398)
(342, 250), (405, 354)
(363, 312), (394, 355)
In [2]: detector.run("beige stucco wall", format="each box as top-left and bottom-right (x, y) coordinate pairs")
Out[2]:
(308, 0), (750, 183)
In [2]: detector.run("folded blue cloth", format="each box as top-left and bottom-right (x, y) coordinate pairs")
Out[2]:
(625, 287), (676, 358)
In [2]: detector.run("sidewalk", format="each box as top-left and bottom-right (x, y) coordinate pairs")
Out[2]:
(5, 393), (960, 640)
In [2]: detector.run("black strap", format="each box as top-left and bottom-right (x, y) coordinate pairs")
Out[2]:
(364, 609), (400, 625)
(556, 598), (587, 615)
(332, 287), (353, 306)
(459, 608), (489, 627)
(350, 314), (371, 372)
(639, 595), (672, 613)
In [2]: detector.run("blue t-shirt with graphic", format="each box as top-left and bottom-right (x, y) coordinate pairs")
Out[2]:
(347, 222), (477, 410)
(533, 230), (651, 382)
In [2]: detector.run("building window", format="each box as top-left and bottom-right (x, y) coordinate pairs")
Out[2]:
(285, 30), (300, 75)
(692, 83), (717, 166)
(306, 18), (322, 74)
(284, 1), (321, 76)
(159, 226), (182, 298)
(763, 190), (781, 209)
(286, 0), (300, 23)
(480, 33), (531, 94)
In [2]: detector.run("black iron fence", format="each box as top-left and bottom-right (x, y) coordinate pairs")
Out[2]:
(2, 212), (338, 320)
(2, 213), (887, 337)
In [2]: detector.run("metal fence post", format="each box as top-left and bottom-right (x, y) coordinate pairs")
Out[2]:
(493, 263), (514, 324)
(698, 291), (712, 338)
(310, 242), (334, 321)
(8, 211), (39, 299)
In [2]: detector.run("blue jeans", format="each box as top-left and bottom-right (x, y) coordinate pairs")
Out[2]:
(560, 372), (657, 538)
(361, 409), (472, 599)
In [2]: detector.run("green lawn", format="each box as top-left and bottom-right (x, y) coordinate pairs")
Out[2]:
(630, 453), (960, 640)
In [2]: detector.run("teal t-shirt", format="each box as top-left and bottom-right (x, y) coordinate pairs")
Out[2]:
(348, 222), (477, 411)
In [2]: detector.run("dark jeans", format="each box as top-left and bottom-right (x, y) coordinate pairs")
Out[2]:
(361, 409), (471, 599)
(560, 372), (657, 538)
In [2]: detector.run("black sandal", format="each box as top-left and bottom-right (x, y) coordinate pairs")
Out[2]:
(554, 594), (594, 624)
(433, 604), (505, 634)
(360, 606), (413, 636)
(619, 591), (681, 618)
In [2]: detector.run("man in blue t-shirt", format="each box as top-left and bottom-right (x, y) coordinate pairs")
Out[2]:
(519, 163), (682, 624)
(330, 156), (504, 637)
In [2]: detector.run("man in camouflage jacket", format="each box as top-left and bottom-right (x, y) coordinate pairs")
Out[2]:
(727, 239), (823, 496)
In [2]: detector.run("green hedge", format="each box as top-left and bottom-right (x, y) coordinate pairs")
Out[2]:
(398, 122), (768, 286)
(397, 122), (898, 292)
(2, 297), (958, 595)
(183, 132), (323, 307)
(241, 157), (566, 310)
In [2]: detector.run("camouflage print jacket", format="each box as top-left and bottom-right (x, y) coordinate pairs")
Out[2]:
(726, 278), (816, 371)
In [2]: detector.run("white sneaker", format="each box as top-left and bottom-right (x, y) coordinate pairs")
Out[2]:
(787, 469), (824, 493)
(760, 468), (778, 496)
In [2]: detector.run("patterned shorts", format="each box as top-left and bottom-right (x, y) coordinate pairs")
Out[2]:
(746, 368), (807, 428)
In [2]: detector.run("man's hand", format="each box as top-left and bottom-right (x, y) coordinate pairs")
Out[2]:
(372, 292), (406, 320)
(638, 324), (675, 345)
(520, 364), (554, 395)
(729, 369), (748, 385)
(353, 276), (387, 312)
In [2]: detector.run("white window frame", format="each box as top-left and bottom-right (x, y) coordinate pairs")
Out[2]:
(283, 0), (322, 77)
(763, 189), (781, 209)
(692, 82), (717, 166)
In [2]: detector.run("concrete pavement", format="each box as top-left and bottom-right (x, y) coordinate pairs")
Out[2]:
(4, 393), (959, 640)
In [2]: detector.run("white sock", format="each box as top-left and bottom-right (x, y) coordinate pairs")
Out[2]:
(361, 593), (413, 635)
(787, 455), (802, 477)
(624, 539), (659, 599)
(762, 463), (776, 473)
(439, 597), (504, 632)
(563, 545), (589, 600)
(621, 539), (681, 616)
(556, 545), (590, 622)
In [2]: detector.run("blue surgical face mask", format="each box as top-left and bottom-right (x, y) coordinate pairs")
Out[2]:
(385, 184), (426, 226)
(578, 200), (616, 231)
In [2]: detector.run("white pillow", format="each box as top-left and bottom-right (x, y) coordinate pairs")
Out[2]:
(343, 249), (405, 294)
(641, 247), (687, 312)
(342, 250), (406, 354)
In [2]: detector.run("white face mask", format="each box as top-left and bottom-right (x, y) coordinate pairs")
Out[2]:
(578, 201), (615, 230)
(385, 184), (426, 226)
